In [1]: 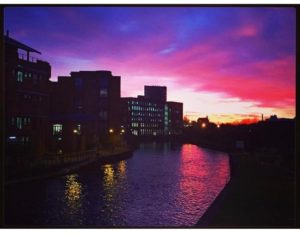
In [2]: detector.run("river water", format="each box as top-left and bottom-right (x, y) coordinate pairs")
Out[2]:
(5, 142), (230, 227)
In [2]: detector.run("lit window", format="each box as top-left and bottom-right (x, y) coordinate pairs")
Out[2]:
(16, 117), (22, 129)
(17, 71), (23, 82)
(73, 124), (81, 134)
(76, 124), (81, 134)
(53, 124), (63, 136)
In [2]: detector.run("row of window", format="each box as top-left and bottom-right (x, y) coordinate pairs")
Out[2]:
(131, 117), (163, 123)
(14, 70), (45, 84)
(131, 122), (162, 128)
(11, 117), (31, 129)
(128, 101), (161, 107)
(99, 111), (108, 120)
(131, 112), (165, 117)
(22, 93), (45, 103)
(131, 129), (165, 136)
(130, 106), (163, 112)
(7, 135), (31, 144)
(75, 78), (109, 91)
(18, 52), (37, 62)
(52, 124), (82, 136)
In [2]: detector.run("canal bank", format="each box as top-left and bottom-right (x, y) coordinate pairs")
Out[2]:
(196, 149), (295, 227)
(5, 147), (133, 185)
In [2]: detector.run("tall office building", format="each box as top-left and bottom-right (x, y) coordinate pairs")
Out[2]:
(121, 86), (183, 136)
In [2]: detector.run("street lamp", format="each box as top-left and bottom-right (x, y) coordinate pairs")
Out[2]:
(109, 128), (114, 134)
(201, 123), (206, 128)
(73, 129), (78, 134)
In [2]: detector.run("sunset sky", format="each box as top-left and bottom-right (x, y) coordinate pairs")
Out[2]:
(4, 7), (296, 124)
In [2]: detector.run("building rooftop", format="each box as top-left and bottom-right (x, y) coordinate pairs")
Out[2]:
(4, 35), (41, 54)
(70, 70), (113, 75)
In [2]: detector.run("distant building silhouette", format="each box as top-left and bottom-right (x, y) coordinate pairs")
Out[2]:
(268, 115), (278, 122)
(144, 85), (167, 102)
(4, 34), (51, 162)
(197, 116), (210, 128)
(121, 86), (183, 136)
(50, 71), (121, 153)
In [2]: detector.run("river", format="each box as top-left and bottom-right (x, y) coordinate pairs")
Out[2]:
(5, 142), (230, 227)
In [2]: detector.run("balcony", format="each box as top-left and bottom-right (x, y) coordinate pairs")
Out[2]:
(18, 52), (38, 63)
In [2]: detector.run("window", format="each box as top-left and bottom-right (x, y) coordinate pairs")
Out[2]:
(16, 117), (22, 129)
(17, 71), (23, 82)
(73, 124), (81, 135)
(99, 111), (108, 120)
(33, 74), (37, 84)
(53, 124), (63, 136)
(100, 89), (108, 97)
(75, 77), (83, 88)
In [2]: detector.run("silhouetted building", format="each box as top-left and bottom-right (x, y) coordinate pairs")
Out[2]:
(268, 115), (278, 122)
(5, 34), (51, 162)
(144, 85), (167, 102)
(167, 102), (184, 135)
(121, 86), (183, 136)
(197, 116), (210, 128)
(50, 70), (121, 153)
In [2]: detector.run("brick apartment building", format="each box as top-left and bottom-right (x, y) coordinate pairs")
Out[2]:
(50, 71), (121, 153)
(4, 34), (51, 163)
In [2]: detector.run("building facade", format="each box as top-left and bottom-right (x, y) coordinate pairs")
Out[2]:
(50, 71), (121, 153)
(5, 35), (51, 163)
(121, 86), (183, 136)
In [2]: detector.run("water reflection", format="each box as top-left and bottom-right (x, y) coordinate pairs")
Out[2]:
(118, 160), (127, 179)
(175, 144), (230, 224)
(65, 174), (82, 216)
(103, 164), (115, 187)
(6, 143), (230, 227)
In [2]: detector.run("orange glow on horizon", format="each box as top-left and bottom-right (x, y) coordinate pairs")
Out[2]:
(182, 114), (284, 125)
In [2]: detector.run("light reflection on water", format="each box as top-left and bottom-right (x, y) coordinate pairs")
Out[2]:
(65, 174), (82, 202)
(5, 143), (230, 227)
